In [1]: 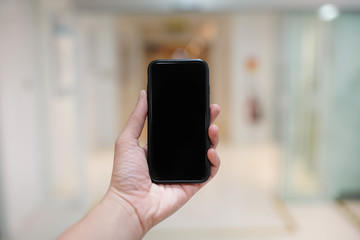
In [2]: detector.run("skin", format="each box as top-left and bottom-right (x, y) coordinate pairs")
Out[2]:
(59, 90), (221, 240)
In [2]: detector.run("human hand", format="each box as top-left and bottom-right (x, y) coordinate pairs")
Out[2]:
(108, 90), (221, 236)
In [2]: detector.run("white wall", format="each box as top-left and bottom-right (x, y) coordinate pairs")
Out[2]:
(229, 14), (279, 143)
(36, 0), (89, 206)
(0, 0), (43, 238)
(77, 15), (121, 150)
(0, 0), (91, 238)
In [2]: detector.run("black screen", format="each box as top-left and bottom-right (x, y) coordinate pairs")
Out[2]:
(148, 60), (209, 182)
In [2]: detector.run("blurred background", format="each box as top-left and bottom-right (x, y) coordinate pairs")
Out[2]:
(1, 0), (360, 239)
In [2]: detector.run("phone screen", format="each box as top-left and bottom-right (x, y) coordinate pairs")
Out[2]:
(148, 59), (210, 183)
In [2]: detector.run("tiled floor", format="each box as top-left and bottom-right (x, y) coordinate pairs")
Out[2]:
(17, 142), (360, 239)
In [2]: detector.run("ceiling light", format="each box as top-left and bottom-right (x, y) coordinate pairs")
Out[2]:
(318, 4), (339, 22)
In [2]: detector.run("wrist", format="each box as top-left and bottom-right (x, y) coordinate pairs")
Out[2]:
(59, 189), (145, 240)
(104, 188), (146, 238)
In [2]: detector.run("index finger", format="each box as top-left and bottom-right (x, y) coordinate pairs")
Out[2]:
(210, 104), (220, 124)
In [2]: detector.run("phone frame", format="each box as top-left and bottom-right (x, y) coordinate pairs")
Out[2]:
(147, 59), (210, 184)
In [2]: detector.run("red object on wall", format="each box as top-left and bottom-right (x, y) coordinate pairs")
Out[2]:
(247, 95), (261, 124)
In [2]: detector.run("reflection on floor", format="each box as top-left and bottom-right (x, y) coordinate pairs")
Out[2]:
(18, 142), (360, 239)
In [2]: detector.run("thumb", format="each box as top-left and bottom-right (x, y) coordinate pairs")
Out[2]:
(121, 90), (148, 140)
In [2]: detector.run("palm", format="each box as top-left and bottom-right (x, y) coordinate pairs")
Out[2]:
(111, 139), (201, 229)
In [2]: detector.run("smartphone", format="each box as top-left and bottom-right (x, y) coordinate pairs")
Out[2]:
(147, 59), (210, 184)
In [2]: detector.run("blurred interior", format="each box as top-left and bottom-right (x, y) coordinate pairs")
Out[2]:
(1, 0), (360, 239)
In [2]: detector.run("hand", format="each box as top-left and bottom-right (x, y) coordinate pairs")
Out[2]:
(59, 90), (220, 240)
(108, 90), (221, 235)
